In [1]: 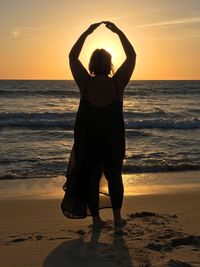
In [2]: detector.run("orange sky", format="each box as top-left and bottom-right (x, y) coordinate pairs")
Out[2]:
(0, 0), (200, 80)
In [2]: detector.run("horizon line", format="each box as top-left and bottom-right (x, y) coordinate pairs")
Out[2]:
(0, 78), (200, 81)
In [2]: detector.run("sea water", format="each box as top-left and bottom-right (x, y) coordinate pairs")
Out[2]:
(0, 80), (200, 184)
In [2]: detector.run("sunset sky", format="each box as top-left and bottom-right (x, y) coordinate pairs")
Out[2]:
(1, 0), (200, 80)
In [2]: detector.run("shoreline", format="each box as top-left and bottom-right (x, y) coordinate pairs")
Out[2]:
(0, 170), (200, 200)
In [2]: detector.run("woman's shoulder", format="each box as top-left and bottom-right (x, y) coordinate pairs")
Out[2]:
(91, 74), (112, 80)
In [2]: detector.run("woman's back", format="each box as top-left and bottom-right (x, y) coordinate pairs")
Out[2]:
(83, 75), (120, 107)
(76, 75), (124, 141)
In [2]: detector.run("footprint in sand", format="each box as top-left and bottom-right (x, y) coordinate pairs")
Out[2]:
(76, 229), (85, 235)
(47, 237), (69, 241)
(35, 235), (43, 241)
(11, 237), (28, 243)
(9, 234), (44, 243)
(167, 259), (192, 267)
(146, 235), (200, 252)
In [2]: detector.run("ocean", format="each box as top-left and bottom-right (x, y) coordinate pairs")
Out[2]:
(0, 80), (200, 184)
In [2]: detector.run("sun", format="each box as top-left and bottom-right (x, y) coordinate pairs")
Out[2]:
(79, 28), (126, 74)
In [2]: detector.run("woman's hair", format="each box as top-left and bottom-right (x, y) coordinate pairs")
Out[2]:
(89, 49), (114, 76)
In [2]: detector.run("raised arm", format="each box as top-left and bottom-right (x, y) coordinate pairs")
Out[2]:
(103, 21), (136, 96)
(69, 23), (102, 93)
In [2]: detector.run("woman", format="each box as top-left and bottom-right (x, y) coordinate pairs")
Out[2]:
(61, 21), (136, 228)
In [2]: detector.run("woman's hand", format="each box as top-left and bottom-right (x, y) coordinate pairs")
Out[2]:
(69, 22), (102, 59)
(85, 22), (102, 35)
(102, 21), (121, 34)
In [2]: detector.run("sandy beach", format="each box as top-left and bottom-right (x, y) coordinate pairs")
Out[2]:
(0, 172), (200, 267)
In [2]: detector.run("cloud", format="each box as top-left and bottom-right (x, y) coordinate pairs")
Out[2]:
(8, 27), (22, 39)
(136, 16), (200, 28)
(8, 26), (45, 40)
(10, 30), (21, 39)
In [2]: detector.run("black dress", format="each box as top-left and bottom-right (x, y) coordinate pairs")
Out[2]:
(61, 80), (125, 218)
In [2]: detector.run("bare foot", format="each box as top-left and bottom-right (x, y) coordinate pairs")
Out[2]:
(114, 218), (127, 227)
(92, 217), (108, 230)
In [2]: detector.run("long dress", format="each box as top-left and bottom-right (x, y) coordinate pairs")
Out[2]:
(61, 80), (125, 218)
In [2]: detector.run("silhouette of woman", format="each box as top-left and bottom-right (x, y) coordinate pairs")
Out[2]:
(61, 21), (136, 228)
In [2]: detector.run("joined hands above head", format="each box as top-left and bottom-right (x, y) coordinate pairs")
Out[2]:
(85, 21), (121, 35)
(69, 21), (128, 59)
(102, 21), (121, 34)
(83, 21), (135, 59)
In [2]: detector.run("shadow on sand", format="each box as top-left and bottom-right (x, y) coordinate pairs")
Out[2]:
(43, 227), (133, 267)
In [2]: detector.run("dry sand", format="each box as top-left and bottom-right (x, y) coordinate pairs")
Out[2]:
(0, 174), (200, 267)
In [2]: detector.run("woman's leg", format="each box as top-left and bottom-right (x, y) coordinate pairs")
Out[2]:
(87, 171), (100, 217)
(103, 129), (126, 226)
(87, 164), (106, 227)
(104, 165), (126, 226)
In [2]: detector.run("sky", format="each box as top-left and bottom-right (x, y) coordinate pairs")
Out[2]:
(0, 0), (200, 80)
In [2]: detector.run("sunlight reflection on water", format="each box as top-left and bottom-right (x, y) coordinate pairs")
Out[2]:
(1, 171), (200, 199)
